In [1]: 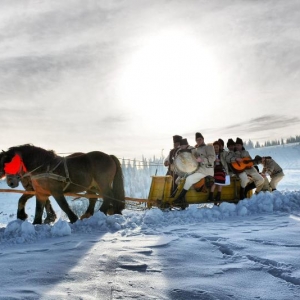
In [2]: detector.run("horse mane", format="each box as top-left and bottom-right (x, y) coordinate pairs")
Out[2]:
(7, 144), (57, 166)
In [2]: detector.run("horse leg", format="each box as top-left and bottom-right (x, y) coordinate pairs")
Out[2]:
(17, 194), (33, 220)
(112, 199), (124, 215)
(99, 189), (114, 215)
(33, 198), (46, 225)
(80, 197), (98, 220)
(44, 198), (57, 224)
(52, 193), (78, 223)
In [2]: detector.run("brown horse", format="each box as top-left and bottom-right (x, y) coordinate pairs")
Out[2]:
(0, 152), (86, 224)
(0, 144), (125, 224)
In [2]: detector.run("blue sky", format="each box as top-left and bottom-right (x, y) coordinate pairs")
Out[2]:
(1, 0), (299, 159)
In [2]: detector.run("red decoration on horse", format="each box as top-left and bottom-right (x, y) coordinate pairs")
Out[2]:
(4, 154), (27, 175)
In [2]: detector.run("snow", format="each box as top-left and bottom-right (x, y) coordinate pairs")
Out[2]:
(1, 145), (300, 299)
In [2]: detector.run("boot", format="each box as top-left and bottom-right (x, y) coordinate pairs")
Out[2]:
(208, 192), (214, 201)
(215, 192), (221, 201)
(244, 182), (255, 198)
(214, 192), (221, 206)
(172, 189), (188, 209)
(239, 187), (245, 200)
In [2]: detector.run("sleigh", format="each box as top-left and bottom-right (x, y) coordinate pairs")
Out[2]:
(147, 175), (250, 209)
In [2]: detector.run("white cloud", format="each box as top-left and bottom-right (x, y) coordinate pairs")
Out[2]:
(0, 0), (299, 159)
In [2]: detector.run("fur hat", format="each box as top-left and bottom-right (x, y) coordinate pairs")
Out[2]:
(180, 138), (188, 146)
(254, 155), (262, 164)
(235, 137), (243, 145)
(173, 135), (182, 143)
(218, 138), (224, 146)
(227, 138), (235, 147)
(195, 132), (204, 140)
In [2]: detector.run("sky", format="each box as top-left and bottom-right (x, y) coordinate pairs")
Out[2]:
(1, 167), (300, 298)
(1, 0), (300, 160)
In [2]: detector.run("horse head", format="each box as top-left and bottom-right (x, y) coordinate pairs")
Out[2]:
(0, 149), (26, 188)
(6, 174), (21, 188)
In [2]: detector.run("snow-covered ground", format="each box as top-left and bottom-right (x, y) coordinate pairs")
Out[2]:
(0, 145), (300, 300)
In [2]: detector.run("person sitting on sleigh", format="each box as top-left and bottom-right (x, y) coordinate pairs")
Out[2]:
(172, 132), (215, 209)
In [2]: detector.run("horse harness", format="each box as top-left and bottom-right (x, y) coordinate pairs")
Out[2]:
(4, 154), (74, 192)
(29, 158), (72, 192)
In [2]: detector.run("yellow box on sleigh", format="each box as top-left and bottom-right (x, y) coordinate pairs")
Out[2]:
(147, 175), (249, 208)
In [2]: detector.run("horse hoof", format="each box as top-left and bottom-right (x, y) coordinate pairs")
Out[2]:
(33, 220), (43, 225)
(107, 208), (115, 215)
(17, 213), (28, 221)
(44, 215), (57, 224)
(80, 213), (92, 220)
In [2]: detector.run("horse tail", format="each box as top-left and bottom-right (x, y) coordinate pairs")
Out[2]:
(110, 155), (125, 212)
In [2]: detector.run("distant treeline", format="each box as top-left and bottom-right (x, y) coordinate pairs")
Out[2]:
(245, 135), (300, 149)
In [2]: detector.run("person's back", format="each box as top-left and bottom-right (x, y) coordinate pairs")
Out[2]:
(262, 156), (283, 177)
(254, 155), (284, 191)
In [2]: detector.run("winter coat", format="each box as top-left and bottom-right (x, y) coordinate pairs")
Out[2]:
(191, 144), (215, 173)
(262, 158), (284, 178)
(225, 149), (253, 175)
(225, 150), (236, 164)
(164, 147), (179, 172)
(233, 149), (252, 159)
(219, 150), (229, 174)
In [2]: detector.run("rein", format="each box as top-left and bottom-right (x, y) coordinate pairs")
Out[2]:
(30, 158), (72, 192)
(4, 154), (74, 192)
(5, 154), (98, 195)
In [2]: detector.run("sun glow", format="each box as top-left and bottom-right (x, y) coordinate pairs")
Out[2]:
(117, 28), (222, 132)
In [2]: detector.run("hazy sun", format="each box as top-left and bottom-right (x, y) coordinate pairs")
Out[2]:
(117, 27), (222, 132)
